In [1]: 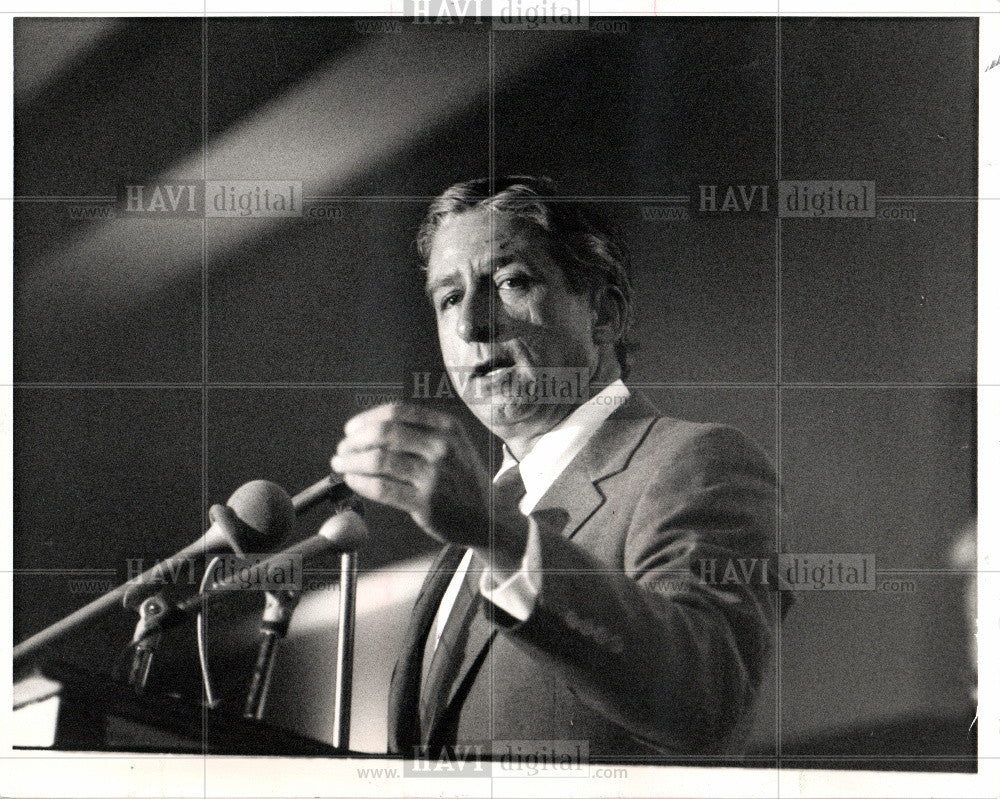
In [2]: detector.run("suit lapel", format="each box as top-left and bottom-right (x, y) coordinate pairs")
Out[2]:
(433, 392), (661, 730)
(531, 391), (659, 540)
(387, 543), (466, 753)
(444, 596), (498, 711)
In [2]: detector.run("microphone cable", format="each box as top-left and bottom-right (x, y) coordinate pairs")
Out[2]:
(196, 556), (223, 709)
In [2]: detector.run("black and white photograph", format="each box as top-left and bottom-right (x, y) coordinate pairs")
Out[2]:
(5, 4), (996, 798)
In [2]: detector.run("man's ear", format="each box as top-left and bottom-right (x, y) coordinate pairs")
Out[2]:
(590, 284), (627, 345)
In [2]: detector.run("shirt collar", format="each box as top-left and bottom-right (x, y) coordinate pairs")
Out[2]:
(495, 379), (630, 512)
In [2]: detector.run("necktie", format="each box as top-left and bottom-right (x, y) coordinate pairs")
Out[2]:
(418, 465), (527, 745)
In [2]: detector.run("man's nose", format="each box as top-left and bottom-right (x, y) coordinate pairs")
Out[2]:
(456, 288), (505, 343)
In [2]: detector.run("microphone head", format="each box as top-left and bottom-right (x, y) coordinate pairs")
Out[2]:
(121, 480), (294, 610)
(226, 479), (295, 551)
(317, 510), (368, 552)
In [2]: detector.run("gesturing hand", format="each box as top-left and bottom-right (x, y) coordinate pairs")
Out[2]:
(332, 402), (520, 555)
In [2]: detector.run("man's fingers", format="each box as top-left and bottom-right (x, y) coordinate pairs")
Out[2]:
(333, 402), (491, 545)
(335, 419), (449, 462)
(331, 448), (426, 487)
(341, 472), (421, 516)
(343, 402), (456, 436)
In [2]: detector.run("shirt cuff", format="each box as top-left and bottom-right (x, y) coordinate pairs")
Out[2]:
(478, 523), (542, 622)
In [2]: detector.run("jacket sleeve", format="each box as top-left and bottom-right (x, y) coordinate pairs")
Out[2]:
(488, 423), (784, 754)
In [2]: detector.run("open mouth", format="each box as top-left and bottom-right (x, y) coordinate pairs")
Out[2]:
(471, 354), (516, 379)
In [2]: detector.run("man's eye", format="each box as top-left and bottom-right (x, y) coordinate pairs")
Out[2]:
(497, 275), (531, 291)
(439, 292), (461, 310)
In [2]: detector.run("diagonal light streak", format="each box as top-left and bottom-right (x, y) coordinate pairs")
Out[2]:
(17, 28), (568, 322)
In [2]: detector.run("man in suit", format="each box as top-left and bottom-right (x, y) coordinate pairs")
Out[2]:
(331, 177), (785, 760)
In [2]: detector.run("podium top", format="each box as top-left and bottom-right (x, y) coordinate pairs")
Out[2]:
(14, 661), (372, 757)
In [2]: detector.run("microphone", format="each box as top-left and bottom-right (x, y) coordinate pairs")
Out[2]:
(121, 479), (296, 608)
(13, 480), (295, 666)
(292, 473), (355, 515)
(176, 510), (368, 613)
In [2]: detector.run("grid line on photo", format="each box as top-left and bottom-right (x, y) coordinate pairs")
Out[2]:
(486, 20), (500, 761)
(200, 11), (210, 772)
(774, 13), (783, 780)
(2, 380), (983, 389)
(7, 565), (991, 577)
(7, 193), (995, 201)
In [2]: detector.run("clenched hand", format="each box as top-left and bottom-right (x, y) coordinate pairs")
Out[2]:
(331, 402), (526, 567)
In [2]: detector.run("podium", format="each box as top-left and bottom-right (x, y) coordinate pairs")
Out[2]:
(13, 661), (363, 756)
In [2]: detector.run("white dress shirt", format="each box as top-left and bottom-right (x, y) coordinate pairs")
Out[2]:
(432, 380), (631, 647)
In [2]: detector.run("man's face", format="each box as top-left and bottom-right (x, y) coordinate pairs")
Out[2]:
(425, 207), (600, 439)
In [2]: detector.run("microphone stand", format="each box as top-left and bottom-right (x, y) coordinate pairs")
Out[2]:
(329, 492), (364, 750)
(243, 589), (300, 720)
(237, 551), (360, 745)
(128, 591), (171, 694)
(241, 484), (365, 749)
(333, 547), (357, 750)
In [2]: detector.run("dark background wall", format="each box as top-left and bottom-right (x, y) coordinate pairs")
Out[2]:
(13, 17), (976, 760)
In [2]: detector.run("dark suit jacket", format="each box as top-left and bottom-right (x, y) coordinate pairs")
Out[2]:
(388, 391), (786, 758)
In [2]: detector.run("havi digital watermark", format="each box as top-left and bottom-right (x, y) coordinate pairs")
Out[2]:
(405, 0), (588, 30)
(403, 739), (590, 778)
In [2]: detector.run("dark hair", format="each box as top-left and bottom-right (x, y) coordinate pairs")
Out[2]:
(416, 176), (635, 380)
